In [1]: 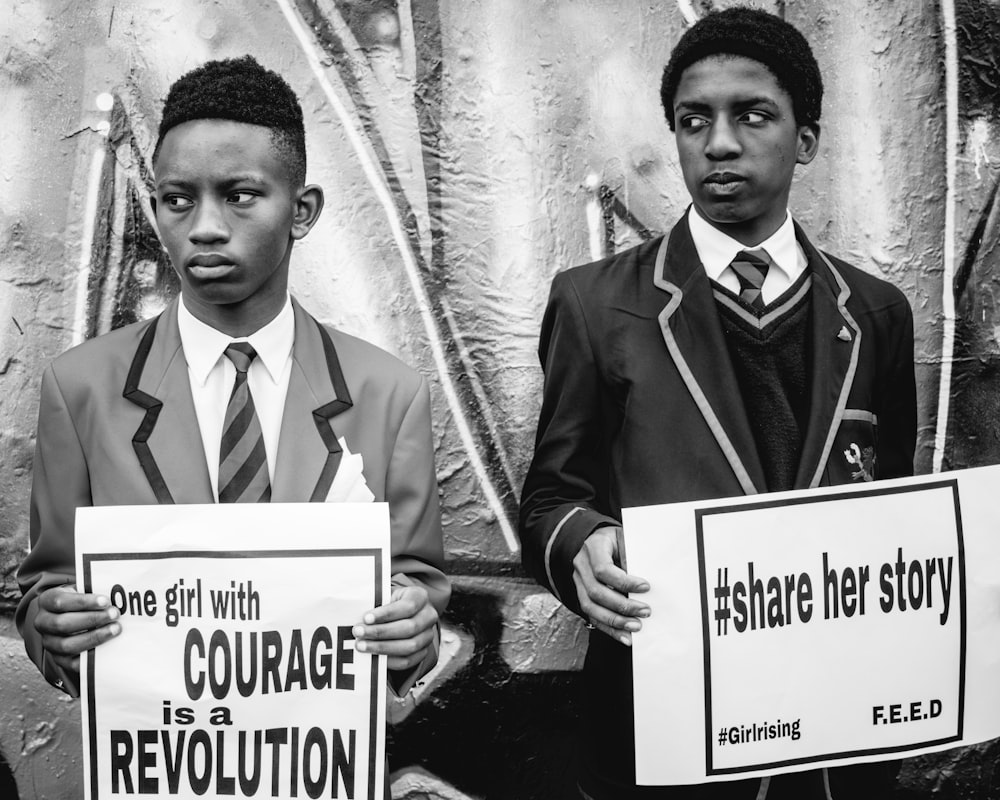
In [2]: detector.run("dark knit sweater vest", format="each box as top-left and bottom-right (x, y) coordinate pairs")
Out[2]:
(713, 271), (812, 492)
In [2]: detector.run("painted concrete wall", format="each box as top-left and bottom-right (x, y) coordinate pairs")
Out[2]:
(0, 0), (997, 797)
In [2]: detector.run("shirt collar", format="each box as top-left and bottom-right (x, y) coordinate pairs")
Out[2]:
(177, 295), (294, 387)
(687, 205), (803, 282)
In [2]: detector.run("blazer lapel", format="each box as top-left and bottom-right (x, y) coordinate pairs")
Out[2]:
(123, 299), (213, 503)
(794, 224), (862, 489)
(653, 217), (767, 495)
(271, 300), (353, 502)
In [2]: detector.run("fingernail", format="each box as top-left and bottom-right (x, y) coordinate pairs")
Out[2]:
(636, 583), (650, 592)
(625, 621), (641, 632)
(108, 607), (120, 620)
(352, 625), (364, 638)
(110, 623), (122, 636)
(363, 613), (376, 625)
(637, 608), (651, 618)
(356, 640), (367, 652)
(95, 595), (110, 608)
(619, 634), (631, 647)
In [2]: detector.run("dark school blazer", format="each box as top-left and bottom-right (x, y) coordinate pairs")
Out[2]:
(519, 213), (916, 798)
(17, 297), (450, 697)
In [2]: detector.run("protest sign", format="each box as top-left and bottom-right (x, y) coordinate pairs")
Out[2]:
(623, 465), (1000, 785)
(75, 503), (389, 800)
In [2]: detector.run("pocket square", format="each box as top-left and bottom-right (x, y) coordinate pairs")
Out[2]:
(325, 437), (375, 503)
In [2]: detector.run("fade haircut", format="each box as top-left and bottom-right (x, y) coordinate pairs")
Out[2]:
(660, 6), (823, 131)
(152, 55), (307, 186)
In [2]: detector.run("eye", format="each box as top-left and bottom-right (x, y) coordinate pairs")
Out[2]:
(228, 191), (257, 205)
(163, 195), (193, 209)
(740, 111), (770, 124)
(680, 115), (710, 130)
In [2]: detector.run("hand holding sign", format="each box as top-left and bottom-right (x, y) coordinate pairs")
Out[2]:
(354, 583), (438, 671)
(572, 526), (651, 646)
(34, 585), (121, 674)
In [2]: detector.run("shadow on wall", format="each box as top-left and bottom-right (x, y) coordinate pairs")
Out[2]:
(0, 751), (17, 800)
(897, 739), (1000, 800)
(388, 587), (583, 800)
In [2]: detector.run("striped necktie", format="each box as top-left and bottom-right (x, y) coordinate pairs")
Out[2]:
(218, 342), (271, 503)
(729, 248), (773, 310)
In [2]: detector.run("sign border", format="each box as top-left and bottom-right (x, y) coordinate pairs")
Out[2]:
(81, 547), (384, 800)
(694, 479), (967, 776)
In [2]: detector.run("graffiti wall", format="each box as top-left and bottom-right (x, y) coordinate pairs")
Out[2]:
(0, 0), (998, 797)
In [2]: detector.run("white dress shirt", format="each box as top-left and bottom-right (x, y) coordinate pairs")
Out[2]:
(687, 206), (807, 305)
(177, 296), (294, 500)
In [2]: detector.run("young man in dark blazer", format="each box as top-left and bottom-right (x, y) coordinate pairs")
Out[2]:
(18, 56), (449, 699)
(520, 8), (915, 799)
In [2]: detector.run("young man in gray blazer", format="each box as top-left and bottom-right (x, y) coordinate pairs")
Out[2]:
(18, 56), (449, 699)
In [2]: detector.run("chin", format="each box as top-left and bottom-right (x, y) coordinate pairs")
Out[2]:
(699, 206), (748, 227)
(188, 288), (251, 308)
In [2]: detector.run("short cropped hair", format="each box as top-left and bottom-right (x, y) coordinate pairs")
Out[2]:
(152, 55), (306, 186)
(660, 7), (823, 131)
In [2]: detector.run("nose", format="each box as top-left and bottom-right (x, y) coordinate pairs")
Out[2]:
(705, 117), (741, 161)
(188, 199), (230, 243)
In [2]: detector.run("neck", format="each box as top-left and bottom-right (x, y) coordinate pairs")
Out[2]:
(693, 205), (789, 248)
(181, 292), (286, 338)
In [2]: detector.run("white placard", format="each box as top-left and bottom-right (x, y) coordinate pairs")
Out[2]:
(625, 466), (1000, 785)
(75, 503), (390, 800)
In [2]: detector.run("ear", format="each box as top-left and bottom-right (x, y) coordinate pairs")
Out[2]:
(795, 123), (820, 166)
(291, 184), (324, 240)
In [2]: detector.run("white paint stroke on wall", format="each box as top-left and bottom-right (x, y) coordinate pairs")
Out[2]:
(585, 173), (604, 262)
(970, 118), (991, 183)
(676, 0), (699, 27)
(72, 146), (107, 346)
(934, 0), (958, 474)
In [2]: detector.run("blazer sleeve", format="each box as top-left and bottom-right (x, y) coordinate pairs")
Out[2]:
(518, 271), (620, 617)
(875, 293), (917, 479)
(16, 363), (91, 697)
(385, 373), (450, 694)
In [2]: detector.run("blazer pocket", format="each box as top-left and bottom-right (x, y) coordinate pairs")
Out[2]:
(325, 437), (375, 503)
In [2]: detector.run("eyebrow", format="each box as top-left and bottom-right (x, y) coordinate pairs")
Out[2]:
(675, 96), (781, 113)
(155, 174), (269, 190)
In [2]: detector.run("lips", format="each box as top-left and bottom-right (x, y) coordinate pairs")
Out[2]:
(187, 254), (234, 268)
(185, 253), (237, 279)
(702, 172), (746, 197)
(704, 172), (745, 185)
